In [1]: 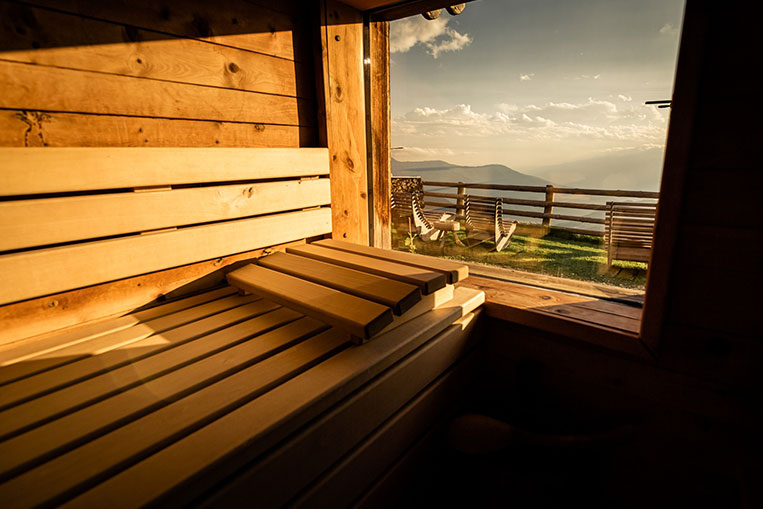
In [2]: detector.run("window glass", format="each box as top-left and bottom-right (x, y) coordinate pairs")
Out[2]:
(389, 0), (683, 294)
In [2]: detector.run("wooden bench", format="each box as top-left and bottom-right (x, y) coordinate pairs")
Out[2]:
(604, 201), (657, 266)
(0, 241), (482, 507)
(463, 196), (518, 252)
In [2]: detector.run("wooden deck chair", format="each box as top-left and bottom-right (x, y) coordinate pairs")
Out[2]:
(464, 196), (517, 252)
(391, 190), (438, 241)
(605, 201), (656, 267)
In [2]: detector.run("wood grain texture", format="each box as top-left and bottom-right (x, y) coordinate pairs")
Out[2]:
(227, 264), (393, 339)
(0, 208), (332, 305)
(15, 0), (308, 61)
(0, 60), (311, 126)
(460, 276), (649, 358)
(0, 179), (330, 250)
(257, 252), (421, 315)
(0, 325), (346, 508)
(0, 239), (309, 348)
(286, 244), (447, 294)
(59, 288), (481, 508)
(292, 323), (479, 508)
(369, 20), (391, 249)
(314, 238), (468, 283)
(0, 294), (256, 391)
(202, 311), (480, 508)
(0, 3), (313, 98)
(0, 147), (328, 195)
(319, 0), (369, 244)
(0, 287), (235, 366)
(0, 311), (317, 482)
(0, 110), (315, 148)
(0, 297), (277, 439)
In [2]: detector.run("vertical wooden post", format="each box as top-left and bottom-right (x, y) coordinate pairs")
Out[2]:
(542, 184), (555, 229)
(369, 20), (391, 249)
(317, 0), (370, 245)
(456, 182), (466, 219)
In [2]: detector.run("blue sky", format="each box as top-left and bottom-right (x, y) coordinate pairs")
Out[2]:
(390, 0), (685, 183)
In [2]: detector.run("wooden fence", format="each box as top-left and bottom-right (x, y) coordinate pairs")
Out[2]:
(393, 177), (659, 237)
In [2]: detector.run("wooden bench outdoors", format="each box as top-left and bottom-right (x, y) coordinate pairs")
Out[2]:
(604, 201), (657, 266)
(463, 196), (518, 252)
(0, 148), (484, 507)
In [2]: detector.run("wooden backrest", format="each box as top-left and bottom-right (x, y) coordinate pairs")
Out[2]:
(0, 147), (331, 306)
(605, 202), (657, 248)
(464, 196), (500, 230)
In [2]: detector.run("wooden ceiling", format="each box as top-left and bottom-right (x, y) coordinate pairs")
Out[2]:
(340, 0), (474, 20)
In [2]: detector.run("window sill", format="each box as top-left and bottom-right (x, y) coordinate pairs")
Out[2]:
(457, 275), (653, 360)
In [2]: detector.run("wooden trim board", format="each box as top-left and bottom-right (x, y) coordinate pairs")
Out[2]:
(0, 148), (329, 196)
(0, 179), (330, 251)
(0, 208), (332, 306)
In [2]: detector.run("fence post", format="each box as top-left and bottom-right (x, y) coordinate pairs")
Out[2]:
(542, 185), (555, 230)
(456, 182), (466, 219)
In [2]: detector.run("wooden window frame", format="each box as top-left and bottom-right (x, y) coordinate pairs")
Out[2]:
(366, 1), (703, 360)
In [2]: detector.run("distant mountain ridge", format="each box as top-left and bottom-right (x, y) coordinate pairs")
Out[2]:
(391, 158), (550, 187)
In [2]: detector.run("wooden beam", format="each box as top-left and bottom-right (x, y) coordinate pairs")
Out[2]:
(318, 0), (370, 244)
(0, 208), (332, 306)
(369, 20), (392, 248)
(0, 147), (329, 196)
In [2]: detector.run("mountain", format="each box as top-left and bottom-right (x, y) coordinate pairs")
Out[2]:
(391, 158), (550, 187)
(529, 146), (664, 192)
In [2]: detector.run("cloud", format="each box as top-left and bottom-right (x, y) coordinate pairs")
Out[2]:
(520, 73), (534, 81)
(618, 94), (633, 102)
(659, 23), (678, 35)
(394, 98), (668, 143)
(390, 16), (472, 58)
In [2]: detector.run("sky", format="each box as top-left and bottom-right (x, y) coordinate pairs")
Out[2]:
(389, 0), (685, 186)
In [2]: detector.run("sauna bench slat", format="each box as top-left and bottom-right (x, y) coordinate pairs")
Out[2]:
(0, 283), (484, 507)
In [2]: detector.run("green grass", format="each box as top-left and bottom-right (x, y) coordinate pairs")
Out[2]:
(392, 225), (647, 289)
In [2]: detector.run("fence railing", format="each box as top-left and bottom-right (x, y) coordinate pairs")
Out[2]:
(393, 177), (659, 237)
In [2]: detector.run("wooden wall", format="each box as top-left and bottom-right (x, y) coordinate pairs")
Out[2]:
(0, 0), (335, 343)
(651, 1), (762, 388)
(0, 0), (317, 148)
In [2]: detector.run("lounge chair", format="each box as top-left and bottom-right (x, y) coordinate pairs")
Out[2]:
(464, 196), (517, 252)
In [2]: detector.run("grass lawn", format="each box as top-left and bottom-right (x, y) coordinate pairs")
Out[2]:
(392, 226), (648, 289)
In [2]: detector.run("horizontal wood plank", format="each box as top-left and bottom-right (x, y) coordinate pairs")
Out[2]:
(0, 287), (236, 367)
(0, 208), (332, 305)
(0, 179), (330, 251)
(0, 310), (318, 481)
(0, 60), (311, 126)
(60, 289), (482, 507)
(286, 244), (447, 294)
(314, 238), (468, 283)
(13, 0), (307, 61)
(0, 324), (346, 508)
(0, 110), (314, 148)
(0, 294), (261, 409)
(257, 252), (421, 315)
(0, 240), (309, 348)
(205, 311), (479, 507)
(0, 3), (313, 98)
(0, 147), (328, 195)
(227, 264), (393, 339)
